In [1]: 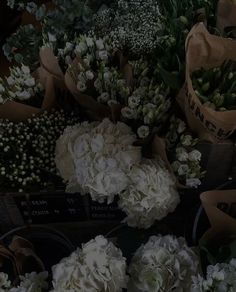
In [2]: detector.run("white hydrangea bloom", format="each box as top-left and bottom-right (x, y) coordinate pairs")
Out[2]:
(9, 272), (48, 292)
(51, 236), (128, 292)
(55, 119), (141, 203)
(129, 235), (199, 292)
(118, 159), (180, 229)
(0, 272), (11, 290)
(191, 259), (236, 292)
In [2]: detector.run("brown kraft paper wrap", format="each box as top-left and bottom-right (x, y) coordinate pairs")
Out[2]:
(217, 0), (236, 34)
(0, 47), (61, 122)
(201, 189), (236, 236)
(64, 50), (133, 121)
(177, 22), (236, 142)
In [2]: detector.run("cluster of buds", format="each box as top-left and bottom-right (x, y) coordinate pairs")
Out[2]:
(192, 62), (236, 111)
(0, 110), (79, 192)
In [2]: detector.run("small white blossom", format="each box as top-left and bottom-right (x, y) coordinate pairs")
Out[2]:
(137, 126), (149, 139)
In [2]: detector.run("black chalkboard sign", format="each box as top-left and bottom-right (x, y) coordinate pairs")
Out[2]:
(0, 192), (125, 233)
(89, 197), (126, 221)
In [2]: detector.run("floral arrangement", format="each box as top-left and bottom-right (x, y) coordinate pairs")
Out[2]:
(0, 110), (79, 192)
(0, 64), (43, 105)
(118, 159), (180, 229)
(121, 60), (172, 139)
(166, 116), (205, 187)
(191, 259), (236, 292)
(92, 0), (163, 57)
(51, 235), (128, 292)
(55, 118), (141, 203)
(128, 235), (199, 292)
(64, 34), (131, 106)
(192, 61), (236, 111)
(0, 271), (48, 292)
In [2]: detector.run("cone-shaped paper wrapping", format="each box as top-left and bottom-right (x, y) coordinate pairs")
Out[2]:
(217, 0), (236, 34)
(0, 47), (61, 122)
(177, 23), (236, 142)
(201, 190), (236, 235)
(65, 50), (133, 121)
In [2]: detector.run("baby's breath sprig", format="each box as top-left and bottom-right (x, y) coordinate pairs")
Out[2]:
(0, 110), (79, 192)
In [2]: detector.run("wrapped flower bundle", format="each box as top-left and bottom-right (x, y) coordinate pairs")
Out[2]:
(0, 110), (79, 192)
(51, 235), (128, 292)
(121, 60), (172, 139)
(55, 118), (141, 203)
(0, 64), (43, 106)
(192, 61), (236, 111)
(128, 235), (199, 292)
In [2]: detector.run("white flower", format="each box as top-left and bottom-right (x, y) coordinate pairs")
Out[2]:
(103, 71), (111, 81)
(98, 92), (110, 103)
(191, 259), (236, 292)
(85, 70), (94, 80)
(0, 272), (11, 289)
(188, 150), (202, 162)
(98, 50), (109, 61)
(186, 178), (202, 188)
(75, 41), (87, 55)
(51, 236), (128, 292)
(119, 160), (180, 229)
(177, 120), (186, 133)
(48, 32), (57, 42)
(16, 90), (31, 100)
(55, 119), (141, 203)
(178, 164), (189, 176)
(9, 272), (48, 292)
(64, 42), (74, 53)
(21, 65), (30, 75)
(7, 76), (14, 86)
(85, 37), (94, 47)
(96, 39), (105, 50)
(121, 107), (137, 120)
(137, 126), (149, 139)
(94, 78), (102, 91)
(0, 84), (5, 93)
(129, 235), (199, 292)
(24, 78), (35, 87)
(77, 82), (87, 92)
(128, 95), (140, 109)
(176, 147), (189, 162)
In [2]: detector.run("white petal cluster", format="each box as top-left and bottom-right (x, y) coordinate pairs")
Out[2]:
(118, 159), (180, 229)
(0, 64), (43, 104)
(191, 259), (236, 292)
(9, 272), (48, 292)
(129, 235), (199, 292)
(51, 235), (128, 292)
(0, 272), (48, 292)
(55, 118), (141, 203)
(166, 115), (204, 187)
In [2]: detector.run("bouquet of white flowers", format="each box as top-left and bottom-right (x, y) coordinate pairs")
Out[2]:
(0, 64), (43, 105)
(51, 235), (128, 292)
(55, 118), (141, 203)
(128, 235), (199, 292)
